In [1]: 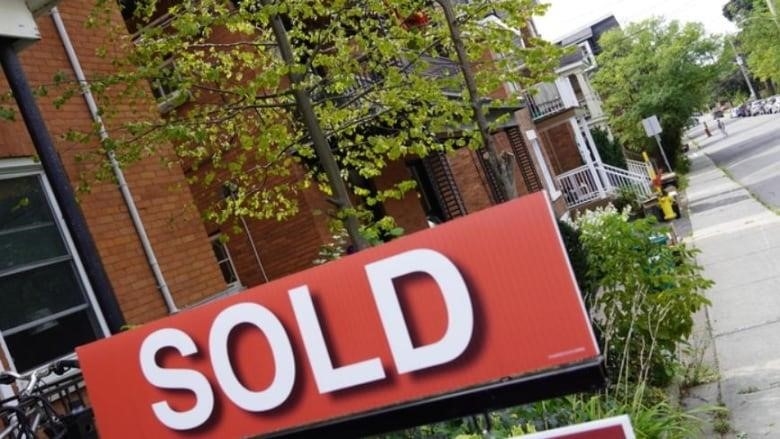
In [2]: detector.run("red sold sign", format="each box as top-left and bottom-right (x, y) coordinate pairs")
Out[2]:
(518, 415), (635, 438)
(77, 192), (600, 438)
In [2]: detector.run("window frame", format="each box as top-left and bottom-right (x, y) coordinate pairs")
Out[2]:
(0, 158), (109, 395)
(131, 13), (190, 113)
(209, 233), (243, 293)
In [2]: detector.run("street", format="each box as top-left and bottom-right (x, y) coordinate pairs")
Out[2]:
(693, 114), (780, 210)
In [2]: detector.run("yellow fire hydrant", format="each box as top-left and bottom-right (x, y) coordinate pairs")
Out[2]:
(658, 193), (677, 221)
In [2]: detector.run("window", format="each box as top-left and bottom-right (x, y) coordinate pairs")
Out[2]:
(149, 57), (188, 113)
(0, 161), (107, 372)
(210, 234), (241, 290)
(132, 14), (189, 113)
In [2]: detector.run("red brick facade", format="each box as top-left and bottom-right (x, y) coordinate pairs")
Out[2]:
(535, 111), (585, 175)
(0, 1), (226, 336)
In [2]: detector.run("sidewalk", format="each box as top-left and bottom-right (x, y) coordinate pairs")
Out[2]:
(682, 142), (780, 437)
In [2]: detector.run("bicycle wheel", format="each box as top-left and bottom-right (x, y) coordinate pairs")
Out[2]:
(0, 406), (36, 439)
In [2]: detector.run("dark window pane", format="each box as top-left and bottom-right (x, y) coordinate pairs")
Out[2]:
(211, 239), (228, 261)
(5, 310), (98, 371)
(0, 261), (87, 331)
(0, 224), (67, 271)
(0, 176), (56, 231)
(218, 261), (237, 284)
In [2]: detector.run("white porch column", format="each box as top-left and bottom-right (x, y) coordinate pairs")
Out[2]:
(568, 117), (605, 197)
(525, 129), (562, 201)
(579, 116), (612, 192)
(575, 72), (604, 120)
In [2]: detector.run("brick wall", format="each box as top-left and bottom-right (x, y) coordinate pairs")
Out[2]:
(186, 159), (330, 288)
(448, 148), (492, 213)
(0, 2), (226, 326)
(374, 160), (429, 235)
(539, 122), (583, 175)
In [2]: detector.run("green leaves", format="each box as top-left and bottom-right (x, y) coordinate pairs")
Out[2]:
(592, 19), (721, 162)
(735, 0), (780, 84)
(576, 207), (712, 387)
(75, 0), (561, 238)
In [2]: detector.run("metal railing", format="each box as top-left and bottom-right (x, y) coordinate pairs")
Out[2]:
(0, 371), (96, 438)
(625, 158), (652, 179)
(527, 95), (566, 120)
(557, 166), (602, 208)
(556, 163), (653, 209)
(602, 163), (652, 199)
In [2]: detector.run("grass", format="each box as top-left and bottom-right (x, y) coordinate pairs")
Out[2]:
(680, 339), (719, 388)
(712, 405), (732, 435)
(737, 386), (760, 395)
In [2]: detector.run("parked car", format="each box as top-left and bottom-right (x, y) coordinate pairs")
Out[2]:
(749, 100), (766, 116)
(767, 96), (780, 114)
(731, 105), (747, 118)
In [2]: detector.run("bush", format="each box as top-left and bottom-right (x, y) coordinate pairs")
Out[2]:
(558, 220), (593, 298)
(576, 207), (712, 387)
(591, 128), (627, 169)
(675, 153), (691, 175)
(612, 186), (643, 217)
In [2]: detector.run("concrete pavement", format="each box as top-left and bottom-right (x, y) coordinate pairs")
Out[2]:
(683, 115), (780, 438)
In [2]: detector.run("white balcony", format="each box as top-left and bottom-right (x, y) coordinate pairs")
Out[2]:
(526, 77), (579, 121)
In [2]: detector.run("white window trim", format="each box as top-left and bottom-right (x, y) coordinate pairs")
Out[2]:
(0, 158), (110, 397)
(524, 130), (563, 201)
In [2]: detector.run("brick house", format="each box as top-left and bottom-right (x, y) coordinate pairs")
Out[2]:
(0, 0), (230, 392)
(0, 0), (579, 392)
(525, 15), (654, 211)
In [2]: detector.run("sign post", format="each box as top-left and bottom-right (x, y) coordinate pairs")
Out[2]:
(78, 192), (603, 438)
(641, 115), (672, 172)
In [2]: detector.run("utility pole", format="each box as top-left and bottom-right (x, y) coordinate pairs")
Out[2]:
(767, 0), (780, 29)
(263, 1), (369, 251)
(727, 37), (758, 100)
(435, 0), (517, 201)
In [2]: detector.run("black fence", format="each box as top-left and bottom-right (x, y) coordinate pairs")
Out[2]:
(0, 371), (97, 438)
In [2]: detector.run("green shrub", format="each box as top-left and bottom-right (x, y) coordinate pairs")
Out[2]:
(558, 220), (593, 298)
(591, 127), (627, 169)
(675, 153), (691, 175)
(576, 207), (712, 387)
(612, 186), (643, 217)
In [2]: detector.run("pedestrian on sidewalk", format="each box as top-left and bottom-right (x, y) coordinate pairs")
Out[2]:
(703, 121), (711, 137)
(717, 119), (728, 136)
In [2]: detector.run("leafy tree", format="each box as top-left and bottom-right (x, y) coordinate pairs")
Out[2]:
(708, 37), (752, 104)
(591, 19), (720, 168)
(74, 0), (562, 247)
(731, 0), (780, 86)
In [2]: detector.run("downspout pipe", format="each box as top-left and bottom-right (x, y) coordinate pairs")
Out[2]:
(51, 8), (179, 314)
(0, 39), (126, 333)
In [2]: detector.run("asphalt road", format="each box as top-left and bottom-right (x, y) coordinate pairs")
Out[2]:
(700, 114), (780, 211)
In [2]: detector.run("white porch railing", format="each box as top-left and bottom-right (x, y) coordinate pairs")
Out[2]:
(602, 164), (652, 199)
(626, 158), (652, 179)
(557, 166), (603, 208)
(556, 163), (653, 209)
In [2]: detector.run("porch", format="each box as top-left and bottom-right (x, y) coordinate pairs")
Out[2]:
(555, 158), (653, 209)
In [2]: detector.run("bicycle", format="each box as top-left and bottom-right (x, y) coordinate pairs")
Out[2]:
(0, 359), (82, 439)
